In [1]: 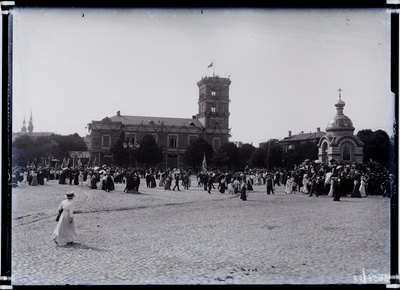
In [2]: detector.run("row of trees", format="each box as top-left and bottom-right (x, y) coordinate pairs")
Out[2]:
(12, 133), (87, 167)
(12, 129), (394, 172)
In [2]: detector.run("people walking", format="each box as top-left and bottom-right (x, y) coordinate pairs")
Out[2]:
(30, 170), (38, 186)
(78, 170), (84, 187)
(132, 172), (140, 193)
(332, 174), (341, 201)
(50, 191), (77, 246)
(266, 173), (274, 194)
(173, 173), (180, 191)
(351, 176), (362, 198)
(207, 174), (214, 194)
(359, 174), (368, 197)
(240, 178), (247, 200)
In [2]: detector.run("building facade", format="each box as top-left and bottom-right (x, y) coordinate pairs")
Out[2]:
(87, 75), (232, 169)
(317, 90), (364, 164)
(279, 128), (326, 153)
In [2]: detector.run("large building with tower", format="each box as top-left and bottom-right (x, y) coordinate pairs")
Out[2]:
(87, 75), (232, 169)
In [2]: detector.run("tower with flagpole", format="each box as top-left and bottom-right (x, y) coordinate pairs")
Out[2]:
(196, 61), (231, 149)
(207, 60), (215, 77)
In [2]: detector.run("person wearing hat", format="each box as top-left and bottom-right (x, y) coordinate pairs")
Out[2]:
(50, 191), (77, 246)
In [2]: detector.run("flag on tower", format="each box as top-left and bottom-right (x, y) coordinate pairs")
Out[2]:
(207, 62), (213, 68)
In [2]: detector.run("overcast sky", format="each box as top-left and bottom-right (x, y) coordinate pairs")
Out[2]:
(11, 7), (394, 146)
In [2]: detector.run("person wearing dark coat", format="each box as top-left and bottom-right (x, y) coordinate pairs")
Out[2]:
(207, 174), (214, 194)
(105, 174), (115, 192)
(240, 179), (247, 200)
(173, 173), (180, 191)
(145, 172), (152, 188)
(90, 173), (98, 189)
(59, 170), (66, 184)
(124, 172), (134, 193)
(132, 172), (140, 193)
(38, 170), (45, 185)
(150, 174), (156, 188)
(351, 176), (362, 198)
(247, 179), (253, 191)
(218, 177), (226, 193)
(73, 171), (79, 185)
(332, 175), (341, 201)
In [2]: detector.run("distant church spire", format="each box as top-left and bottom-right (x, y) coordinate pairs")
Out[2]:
(28, 110), (34, 133)
(21, 117), (27, 133)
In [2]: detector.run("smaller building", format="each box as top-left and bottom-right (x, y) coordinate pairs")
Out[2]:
(279, 128), (325, 152)
(317, 90), (364, 165)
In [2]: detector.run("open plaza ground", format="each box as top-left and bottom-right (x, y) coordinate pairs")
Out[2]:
(11, 177), (391, 285)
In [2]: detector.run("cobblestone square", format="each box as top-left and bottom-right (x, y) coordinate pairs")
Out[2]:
(11, 178), (391, 285)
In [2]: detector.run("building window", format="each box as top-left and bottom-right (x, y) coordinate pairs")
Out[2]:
(168, 134), (178, 148)
(150, 133), (158, 143)
(211, 105), (216, 113)
(211, 91), (216, 96)
(213, 138), (221, 150)
(125, 133), (136, 146)
(102, 134), (111, 147)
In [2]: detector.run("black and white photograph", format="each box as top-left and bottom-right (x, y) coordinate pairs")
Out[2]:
(4, 3), (398, 286)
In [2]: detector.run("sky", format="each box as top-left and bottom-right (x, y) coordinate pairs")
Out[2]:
(10, 7), (395, 146)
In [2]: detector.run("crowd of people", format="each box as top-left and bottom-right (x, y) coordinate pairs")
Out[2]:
(11, 159), (395, 201)
(11, 160), (396, 247)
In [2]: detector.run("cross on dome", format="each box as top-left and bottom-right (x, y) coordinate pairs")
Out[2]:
(337, 88), (342, 99)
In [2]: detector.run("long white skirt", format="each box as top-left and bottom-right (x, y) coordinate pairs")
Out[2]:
(50, 210), (77, 246)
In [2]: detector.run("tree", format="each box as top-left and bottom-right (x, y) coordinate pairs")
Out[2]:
(136, 134), (163, 167)
(357, 129), (374, 162)
(12, 133), (87, 167)
(212, 142), (240, 170)
(183, 138), (213, 170)
(110, 132), (127, 167)
(238, 143), (256, 168)
(53, 133), (87, 154)
(260, 139), (284, 170)
(248, 147), (266, 168)
(367, 130), (393, 170)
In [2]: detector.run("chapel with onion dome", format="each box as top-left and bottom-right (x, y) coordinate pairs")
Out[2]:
(317, 89), (364, 165)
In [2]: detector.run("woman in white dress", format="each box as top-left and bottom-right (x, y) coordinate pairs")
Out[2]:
(302, 174), (309, 194)
(22, 169), (28, 183)
(285, 176), (293, 194)
(359, 174), (367, 197)
(51, 191), (77, 246)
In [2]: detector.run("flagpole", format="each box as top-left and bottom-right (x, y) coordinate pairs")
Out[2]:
(213, 60), (215, 77)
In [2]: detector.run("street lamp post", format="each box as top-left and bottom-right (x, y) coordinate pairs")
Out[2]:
(123, 141), (134, 168)
(123, 141), (140, 169)
(134, 143), (140, 168)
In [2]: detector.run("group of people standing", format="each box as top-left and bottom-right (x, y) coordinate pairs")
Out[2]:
(281, 160), (394, 201)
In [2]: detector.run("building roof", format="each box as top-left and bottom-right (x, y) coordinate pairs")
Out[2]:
(280, 131), (326, 143)
(108, 114), (204, 128)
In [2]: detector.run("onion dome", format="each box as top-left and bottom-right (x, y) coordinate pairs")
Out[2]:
(326, 89), (355, 134)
